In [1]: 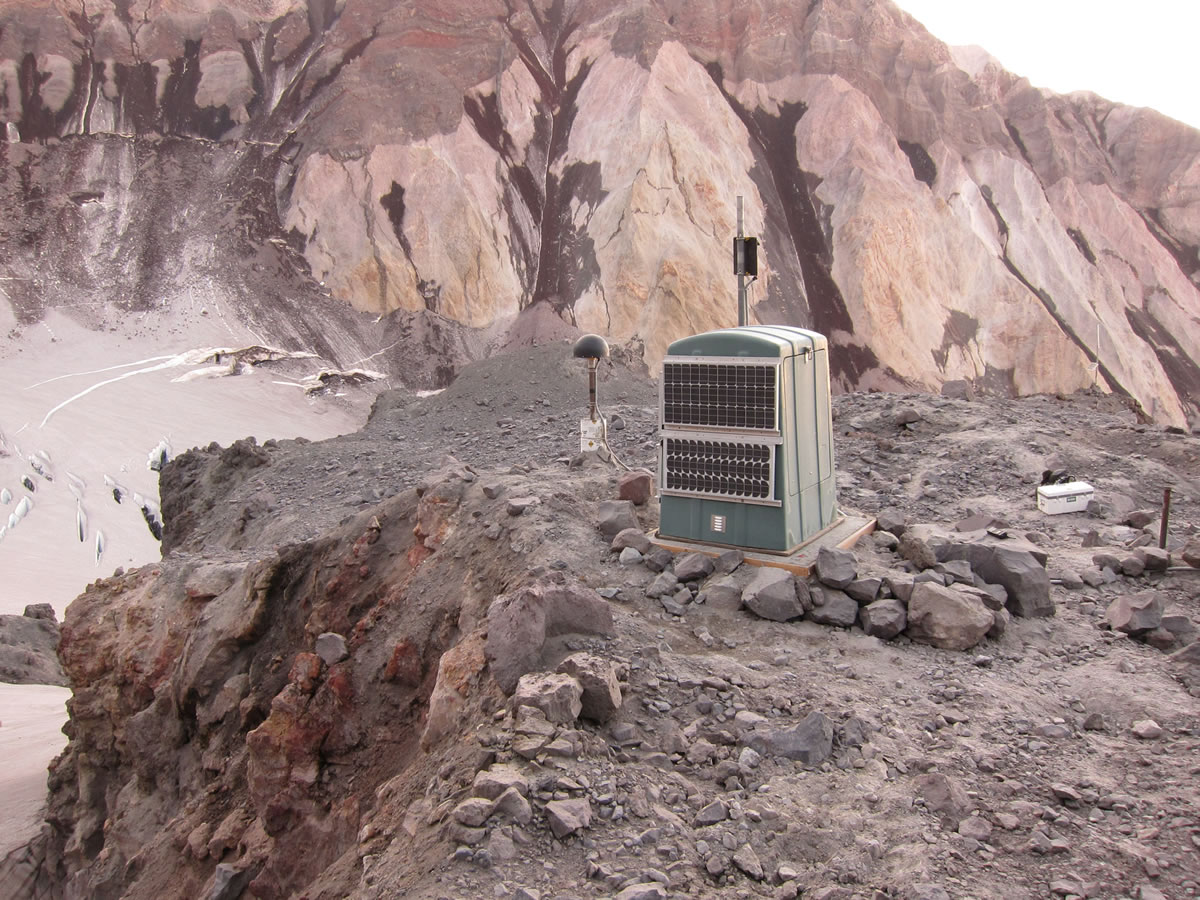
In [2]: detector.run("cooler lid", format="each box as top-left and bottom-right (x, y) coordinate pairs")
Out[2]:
(1037, 481), (1093, 498)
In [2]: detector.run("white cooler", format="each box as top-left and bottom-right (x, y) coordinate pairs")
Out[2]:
(1036, 481), (1094, 515)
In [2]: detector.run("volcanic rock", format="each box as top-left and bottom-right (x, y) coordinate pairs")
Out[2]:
(860, 598), (908, 640)
(806, 587), (860, 628)
(1105, 591), (1165, 636)
(617, 470), (654, 506)
(544, 799), (592, 839)
(485, 579), (614, 693)
(612, 528), (652, 554)
(597, 501), (639, 537)
(674, 552), (715, 583)
(556, 653), (623, 723)
(814, 547), (857, 589)
(741, 568), (805, 622)
(512, 673), (583, 724)
(936, 543), (1053, 617)
(906, 583), (994, 651)
(745, 712), (835, 765)
(845, 577), (882, 605)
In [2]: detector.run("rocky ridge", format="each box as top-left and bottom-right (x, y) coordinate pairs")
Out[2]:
(0, 604), (66, 686)
(2, 341), (1198, 900)
(2, 0), (1199, 425)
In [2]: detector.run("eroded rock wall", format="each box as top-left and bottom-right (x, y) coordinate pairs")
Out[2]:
(37, 444), (545, 899)
(2, 0), (1198, 423)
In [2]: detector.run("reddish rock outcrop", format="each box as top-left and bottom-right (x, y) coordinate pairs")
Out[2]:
(32, 444), (579, 899)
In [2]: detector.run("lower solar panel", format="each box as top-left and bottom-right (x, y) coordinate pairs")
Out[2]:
(662, 437), (777, 503)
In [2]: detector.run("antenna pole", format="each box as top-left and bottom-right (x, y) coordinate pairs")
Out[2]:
(736, 196), (746, 327)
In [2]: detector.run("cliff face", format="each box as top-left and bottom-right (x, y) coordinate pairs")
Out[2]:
(2, 0), (1198, 423)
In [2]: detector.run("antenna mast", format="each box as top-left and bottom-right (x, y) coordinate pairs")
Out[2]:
(733, 196), (757, 327)
(737, 197), (746, 326)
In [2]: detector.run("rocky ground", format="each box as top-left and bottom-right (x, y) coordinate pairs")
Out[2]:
(2, 339), (1198, 900)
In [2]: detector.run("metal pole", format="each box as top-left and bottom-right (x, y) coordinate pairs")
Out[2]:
(588, 360), (599, 422)
(737, 195), (746, 327)
(1159, 488), (1171, 550)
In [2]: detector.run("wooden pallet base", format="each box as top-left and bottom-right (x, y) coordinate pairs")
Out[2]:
(649, 515), (876, 577)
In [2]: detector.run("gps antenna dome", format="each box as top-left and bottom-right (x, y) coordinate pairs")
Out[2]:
(572, 334), (609, 361)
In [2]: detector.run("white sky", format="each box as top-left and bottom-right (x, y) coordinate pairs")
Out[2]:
(893, 0), (1200, 131)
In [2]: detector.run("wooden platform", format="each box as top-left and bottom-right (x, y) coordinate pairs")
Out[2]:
(649, 515), (876, 576)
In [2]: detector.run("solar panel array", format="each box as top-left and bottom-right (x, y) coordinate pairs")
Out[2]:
(663, 439), (773, 500)
(662, 362), (776, 430)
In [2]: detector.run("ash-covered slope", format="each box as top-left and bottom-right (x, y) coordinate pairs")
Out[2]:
(5, 341), (1199, 900)
(3, 0), (1199, 425)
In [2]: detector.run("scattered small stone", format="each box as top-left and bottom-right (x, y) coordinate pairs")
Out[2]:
(618, 547), (643, 565)
(614, 884), (666, 900)
(957, 815), (992, 841)
(544, 798), (592, 839)
(507, 496), (540, 516)
(1082, 712), (1106, 731)
(1131, 719), (1163, 740)
(693, 799), (729, 826)
(732, 843), (765, 880)
(314, 632), (348, 665)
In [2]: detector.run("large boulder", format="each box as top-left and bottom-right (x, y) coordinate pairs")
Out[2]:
(935, 542), (1053, 617)
(512, 673), (583, 724)
(696, 574), (745, 612)
(545, 799), (592, 839)
(1105, 591), (1165, 636)
(813, 546), (857, 589)
(557, 653), (622, 723)
(486, 579), (615, 693)
(596, 500), (638, 537)
(674, 552), (715, 582)
(845, 577), (882, 605)
(611, 528), (651, 554)
(617, 470), (654, 506)
(905, 582), (994, 651)
(0, 609), (67, 685)
(860, 598), (907, 640)
(806, 586), (859, 627)
(741, 567), (805, 622)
